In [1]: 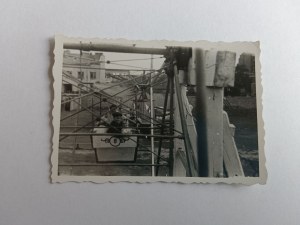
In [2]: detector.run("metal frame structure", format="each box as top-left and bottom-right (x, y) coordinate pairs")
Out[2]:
(59, 43), (199, 177)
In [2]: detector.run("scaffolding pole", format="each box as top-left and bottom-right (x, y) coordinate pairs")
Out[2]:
(155, 76), (170, 176)
(150, 55), (155, 176)
(64, 43), (166, 55)
(168, 75), (175, 176)
(63, 77), (183, 134)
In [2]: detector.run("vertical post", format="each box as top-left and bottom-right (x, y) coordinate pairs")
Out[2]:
(194, 49), (208, 177)
(91, 96), (94, 123)
(155, 77), (170, 176)
(205, 87), (224, 177)
(194, 49), (224, 177)
(74, 46), (83, 151)
(79, 43), (83, 111)
(168, 75), (175, 176)
(150, 55), (155, 176)
(90, 96), (94, 151)
(174, 65), (198, 177)
(135, 88), (138, 129)
(99, 94), (102, 119)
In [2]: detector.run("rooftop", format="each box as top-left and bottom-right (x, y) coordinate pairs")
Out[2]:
(63, 50), (103, 66)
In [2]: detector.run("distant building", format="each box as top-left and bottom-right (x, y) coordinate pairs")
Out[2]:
(237, 53), (256, 96)
(105, 69), (131, 83)
(225, 53), (256, 96)
(62, 50), (108, 111)
(61, 74), (79, 111)
(62, 50), (109, 86)
(238, 53), (255, 74)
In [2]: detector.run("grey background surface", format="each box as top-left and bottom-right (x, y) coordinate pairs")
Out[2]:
(1, 1), (299, 224)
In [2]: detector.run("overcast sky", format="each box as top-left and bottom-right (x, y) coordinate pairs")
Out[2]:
(68, 49), (247, 76)
(69, 50), (166, 75)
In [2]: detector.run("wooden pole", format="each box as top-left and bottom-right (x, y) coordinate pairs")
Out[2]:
(194, 49), (225, 177)
(194, 49), (209, 177)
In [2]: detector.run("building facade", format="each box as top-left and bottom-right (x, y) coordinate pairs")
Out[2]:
(62, 50), (109, 111)
(105, 69), (131, 83)
(63, 50), (110, 85)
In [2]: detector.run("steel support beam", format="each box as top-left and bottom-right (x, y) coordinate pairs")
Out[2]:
(59, 163), (168, 167)
(64, 43), (167, 55)
(59, 133), (183, 139)
(155, 76), (170, 175)
(168, 75), (175, 176)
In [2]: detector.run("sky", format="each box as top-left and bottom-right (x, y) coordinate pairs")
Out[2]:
(66, 48), (249, 77)
(68, 50), (166, 76)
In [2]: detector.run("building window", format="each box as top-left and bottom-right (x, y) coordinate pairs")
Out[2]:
(78, 71), (84, 80)
(63, 84), (72, 93)
(90, 72), (96, 80)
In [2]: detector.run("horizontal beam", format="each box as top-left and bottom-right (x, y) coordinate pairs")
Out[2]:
(61, 92), (94, 105)
(59, 163), (168, 167)
(59, 132), (183, 139)
(60, 126), (164, 129)
(64, 43), (167, 55)
(64, 64), (156, 72)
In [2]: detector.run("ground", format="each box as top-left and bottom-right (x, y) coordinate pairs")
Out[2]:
(226, 96), (259, 177)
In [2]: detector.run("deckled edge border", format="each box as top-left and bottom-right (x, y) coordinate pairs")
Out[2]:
(51, 35), (267, 185)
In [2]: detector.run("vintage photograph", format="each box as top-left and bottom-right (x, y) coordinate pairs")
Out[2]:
(51, 36), (266, 184)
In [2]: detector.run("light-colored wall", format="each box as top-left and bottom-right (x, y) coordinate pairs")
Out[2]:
(63, 53), (110, 85)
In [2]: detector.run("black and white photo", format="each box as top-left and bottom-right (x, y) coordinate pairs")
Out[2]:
(51, 36), (266, 184)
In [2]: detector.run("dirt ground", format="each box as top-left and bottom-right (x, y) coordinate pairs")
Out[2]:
(59, 138), (170, 176)
(226, 97), (259, 177)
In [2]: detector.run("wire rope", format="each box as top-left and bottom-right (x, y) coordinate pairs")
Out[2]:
(106, 56), (164, 63)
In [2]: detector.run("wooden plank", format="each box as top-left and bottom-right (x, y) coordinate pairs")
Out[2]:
(173, 84), (197, 177)
(173, 92), (186, 176)
(173, 72), (198, 177)
(204, 51), (218, 86)
(223, 111), (244, 177)
(206, 88), (224, 177)
(187, 50), (217, 86)
(214, 51), (236, 87)
(181, 85), (198, 165)
(176, 149), (188, 173)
